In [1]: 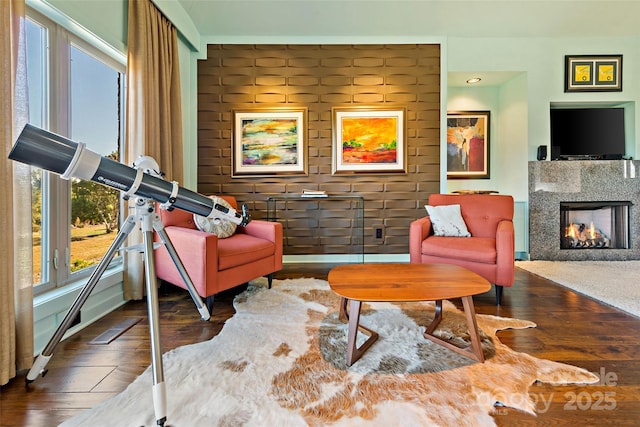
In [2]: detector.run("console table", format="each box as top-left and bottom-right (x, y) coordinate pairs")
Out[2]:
(266, 195), (364, 262)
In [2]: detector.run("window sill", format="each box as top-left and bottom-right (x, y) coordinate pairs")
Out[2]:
(33, 265), (123, 311)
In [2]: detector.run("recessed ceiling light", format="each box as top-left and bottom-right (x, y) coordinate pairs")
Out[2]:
(466, 77), (482, 84)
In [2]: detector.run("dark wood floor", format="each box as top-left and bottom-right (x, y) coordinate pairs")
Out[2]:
(1, 264), (639, 426)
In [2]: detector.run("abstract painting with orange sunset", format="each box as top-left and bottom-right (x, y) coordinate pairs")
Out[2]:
(341, 116), (398, 164)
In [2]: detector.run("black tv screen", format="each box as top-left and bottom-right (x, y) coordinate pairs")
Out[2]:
(550, 108), (625, 160)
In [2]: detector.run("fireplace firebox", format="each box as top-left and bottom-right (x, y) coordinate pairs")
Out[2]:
(560, 201), (631, 250)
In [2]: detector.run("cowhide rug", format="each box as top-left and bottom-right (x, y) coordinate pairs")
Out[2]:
(60, 278), (598, 427)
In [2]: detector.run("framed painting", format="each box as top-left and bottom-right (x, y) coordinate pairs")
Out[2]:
(446, 111), (490, 179)
(565, 55), (622, 92)
(232, 108), (308, 177)
(332, 106), (406, 174)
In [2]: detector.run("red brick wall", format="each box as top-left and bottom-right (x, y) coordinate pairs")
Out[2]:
(197, 44), (440, 255)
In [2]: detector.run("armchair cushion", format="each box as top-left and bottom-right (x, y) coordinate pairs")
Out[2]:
(421, 236), (496, 264)
(193, 196), (237, 238)
(425, 204), (471, 237)
(217, 234), (276, 270)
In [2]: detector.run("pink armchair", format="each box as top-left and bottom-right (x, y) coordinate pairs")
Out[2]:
(154, 196), (283, 311)
(409, 194), (515, 305)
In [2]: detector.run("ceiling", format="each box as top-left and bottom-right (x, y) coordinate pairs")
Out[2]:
(175, 0), (640, 39)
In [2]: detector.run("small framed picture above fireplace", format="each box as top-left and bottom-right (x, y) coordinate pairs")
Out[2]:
(564, 55), (622, 92)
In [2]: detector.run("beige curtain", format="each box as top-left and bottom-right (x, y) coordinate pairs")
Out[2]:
(1, 0), (34, 386)
(124, 0), (183, 299)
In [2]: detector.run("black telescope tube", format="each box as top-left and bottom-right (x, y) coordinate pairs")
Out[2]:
(9, 124), (244, 222)
(92, 157), (217, 217)
(8, 123), (79, 174)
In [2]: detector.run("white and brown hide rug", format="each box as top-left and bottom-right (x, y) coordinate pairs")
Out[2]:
(60, 278), (598, 427)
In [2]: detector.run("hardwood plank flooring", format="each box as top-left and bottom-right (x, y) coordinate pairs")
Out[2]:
(1, 264), (639, 426)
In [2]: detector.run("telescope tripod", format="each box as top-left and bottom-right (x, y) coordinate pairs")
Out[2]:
(26, 197), (211, 427)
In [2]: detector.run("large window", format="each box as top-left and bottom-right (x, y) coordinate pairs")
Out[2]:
(26, 10), (126, 295)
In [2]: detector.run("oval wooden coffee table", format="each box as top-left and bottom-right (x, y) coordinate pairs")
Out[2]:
(328, 263), (492, 366)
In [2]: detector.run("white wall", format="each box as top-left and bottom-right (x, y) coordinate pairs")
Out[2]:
(177, 37), (198, 190)
(497, 73), (529, 200)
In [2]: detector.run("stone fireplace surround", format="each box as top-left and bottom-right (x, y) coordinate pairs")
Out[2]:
(529, 160), (640, 261)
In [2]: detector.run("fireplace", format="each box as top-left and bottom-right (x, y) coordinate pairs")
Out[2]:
(560, 201), (631, 249)
(528, 160), (640, 261)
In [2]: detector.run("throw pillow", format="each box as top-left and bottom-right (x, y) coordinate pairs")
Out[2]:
(193, 196), (237, 238)
(425, 204), (471, 237)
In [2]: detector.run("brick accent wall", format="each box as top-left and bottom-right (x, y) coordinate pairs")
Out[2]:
(197, 44), (440, 256)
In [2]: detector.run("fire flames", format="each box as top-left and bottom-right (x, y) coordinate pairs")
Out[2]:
(563, 222), (610, 249)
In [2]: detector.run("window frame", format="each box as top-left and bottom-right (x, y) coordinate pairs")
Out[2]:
(26, 8), (127, 295)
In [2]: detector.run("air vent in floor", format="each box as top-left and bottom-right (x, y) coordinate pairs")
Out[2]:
(89, 317), (142, 345)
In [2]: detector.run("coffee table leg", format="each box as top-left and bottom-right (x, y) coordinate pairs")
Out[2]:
(425, 300), (443, 334)
(340, 299), (379, 366)
(423, 297), (485, 363)
(338, 297), (349, 322)
(461, 295), (484, 363)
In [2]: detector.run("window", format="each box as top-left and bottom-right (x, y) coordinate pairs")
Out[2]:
(26, 10), (126, 295)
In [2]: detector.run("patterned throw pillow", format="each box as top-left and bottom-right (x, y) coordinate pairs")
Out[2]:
(425, 204), (471, 237)
(193, 196), (238, 238)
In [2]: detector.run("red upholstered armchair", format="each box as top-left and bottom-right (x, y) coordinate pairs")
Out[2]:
(409, 194), (515, 305)
(154, 196), (283, 311)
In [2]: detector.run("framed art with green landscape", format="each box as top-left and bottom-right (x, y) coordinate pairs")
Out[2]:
(332, 106), (406, 174)
(232, 108), (308, 177)
(446, 111), (490, 179)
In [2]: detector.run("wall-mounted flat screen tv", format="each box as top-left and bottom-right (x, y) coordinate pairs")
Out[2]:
(550, 107), (625, 160)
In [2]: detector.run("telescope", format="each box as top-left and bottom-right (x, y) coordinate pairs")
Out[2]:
(9, 123), (250, 226)
(9, 123), (251, 427)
